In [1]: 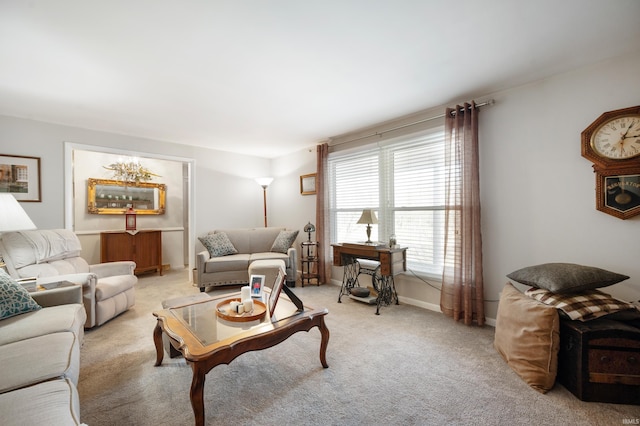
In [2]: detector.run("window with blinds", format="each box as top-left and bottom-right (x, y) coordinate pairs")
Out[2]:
(328, 128), (446, 278)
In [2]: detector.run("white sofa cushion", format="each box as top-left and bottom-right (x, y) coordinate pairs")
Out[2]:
(204, 254), (250, 273)
(0, 378), (81, 426)
(2, 230), (81, 269)
(0, 304), (85, 346)
(0, 332), (80, 393)
(95, 275), (138, 300)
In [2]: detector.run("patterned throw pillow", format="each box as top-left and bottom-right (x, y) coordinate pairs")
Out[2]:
(270, 230), (299, 254)
(198, 232), (238, 257)
(0, 269), (41, 320)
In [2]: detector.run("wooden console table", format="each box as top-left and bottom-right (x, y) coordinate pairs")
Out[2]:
(332, 243), (407, 314)
(101, 229), (163, 275)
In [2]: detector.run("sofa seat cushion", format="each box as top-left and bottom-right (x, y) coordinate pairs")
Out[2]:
(95, 275), (137, 300)
(0, 304), (86, 346)
(249, 252), (289, 267)
(0, 332), (79, 393)
(0, 378), (81, 426)
(204, 254), (250, 273)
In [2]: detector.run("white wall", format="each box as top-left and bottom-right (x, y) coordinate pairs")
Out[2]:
(479, 52), (640, 319)
(71, 149), (185, 268)
(1, 50), (638, 321)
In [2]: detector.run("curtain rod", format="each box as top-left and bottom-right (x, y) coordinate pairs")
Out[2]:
(330, 99), (495, 147)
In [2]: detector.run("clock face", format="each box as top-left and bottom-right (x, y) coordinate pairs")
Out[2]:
(590, 115), (640, 160)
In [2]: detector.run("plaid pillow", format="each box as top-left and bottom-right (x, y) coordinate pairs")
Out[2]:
(525, 287), (638, 321)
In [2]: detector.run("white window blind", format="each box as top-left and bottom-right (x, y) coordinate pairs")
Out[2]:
(328, 129), (446, 278)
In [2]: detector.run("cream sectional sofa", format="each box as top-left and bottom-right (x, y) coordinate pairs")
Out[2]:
(0, 273), (86, 425)
(0, 229), (137, 328)
(195, 227), (298, 291)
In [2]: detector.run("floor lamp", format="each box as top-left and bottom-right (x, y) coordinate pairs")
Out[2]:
(255, 177), (273, 227)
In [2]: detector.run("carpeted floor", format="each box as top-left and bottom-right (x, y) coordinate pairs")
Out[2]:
(78, 269), (640, 425)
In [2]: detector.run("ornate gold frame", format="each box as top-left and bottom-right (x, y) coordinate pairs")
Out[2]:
(87, 178), (166, 215)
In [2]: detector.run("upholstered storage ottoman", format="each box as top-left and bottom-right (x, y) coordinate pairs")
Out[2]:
(161, 293), (211, 358)
(249, 259), (286, 289)
(558, 317), (640, 404)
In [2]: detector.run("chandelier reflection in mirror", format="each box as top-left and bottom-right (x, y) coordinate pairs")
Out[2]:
(103, 157), (160, 184)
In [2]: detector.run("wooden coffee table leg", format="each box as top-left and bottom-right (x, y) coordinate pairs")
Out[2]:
(318, 317), (330, 368)
(153, 322), (164, 366)
(190, 363), (206, 426)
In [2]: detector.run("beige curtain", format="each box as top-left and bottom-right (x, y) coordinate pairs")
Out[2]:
(315, 143), (331, 284)
(440, 101), (485, 326)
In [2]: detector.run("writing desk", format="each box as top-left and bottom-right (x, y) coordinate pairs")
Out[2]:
(332, 243), (407, 314)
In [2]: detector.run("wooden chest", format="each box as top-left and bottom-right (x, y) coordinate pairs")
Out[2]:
(558, 317), (640, 405)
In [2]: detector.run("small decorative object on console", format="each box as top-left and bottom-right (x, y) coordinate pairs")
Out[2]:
(125, 206), (137, 231)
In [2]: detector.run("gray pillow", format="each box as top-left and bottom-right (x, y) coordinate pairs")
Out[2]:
(198, 232), (238, 257)
(270, 230), (299, 254)
(0, 269), (41, 320)
(507, 263), (629, 293)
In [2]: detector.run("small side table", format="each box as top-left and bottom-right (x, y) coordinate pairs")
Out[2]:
(301, 241), (319, 287)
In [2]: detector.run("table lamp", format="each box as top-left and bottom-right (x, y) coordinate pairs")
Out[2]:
(357, 209), (378, 244)
(303, 222), (315, 241)
(0, 194), (37, 272)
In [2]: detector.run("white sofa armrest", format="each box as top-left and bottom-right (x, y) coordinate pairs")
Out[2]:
(287, 247), (297, 283)
(89, 261), (136, 278)
(195, 250), (210, 286)
(37, 273), (97, 328)
(31, 284), (83, 307)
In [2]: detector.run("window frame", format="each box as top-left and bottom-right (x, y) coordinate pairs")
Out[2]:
(328, 128), (446, 280)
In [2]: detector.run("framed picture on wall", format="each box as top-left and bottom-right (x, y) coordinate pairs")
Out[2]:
(0, 154), (41, 202)
(300, 173), (316, 195)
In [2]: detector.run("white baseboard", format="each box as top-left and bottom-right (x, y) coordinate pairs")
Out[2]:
(328, 278), (496, 327)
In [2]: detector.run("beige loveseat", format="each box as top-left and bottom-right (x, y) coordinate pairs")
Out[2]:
(195, 227), (298, 291)
(0, 229), (137, 328)
(0, 271), (86, 425)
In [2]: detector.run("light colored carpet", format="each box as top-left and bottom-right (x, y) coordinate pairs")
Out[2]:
(79, 269), (639, 425)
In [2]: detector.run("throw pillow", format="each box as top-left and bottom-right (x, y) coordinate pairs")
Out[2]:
(525, 287), (638, 321)
(270, 230), (299, 254)
(198, 232), (238, 257)
(494, 282), (559, 394)
(0, 269), (41, 320)
(506, 263), (629, 293)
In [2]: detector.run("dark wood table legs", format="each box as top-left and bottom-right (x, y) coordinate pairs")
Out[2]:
(153, 311), (330, 426)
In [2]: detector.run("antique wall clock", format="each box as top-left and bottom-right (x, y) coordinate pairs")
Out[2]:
(581, 105), (640, 219)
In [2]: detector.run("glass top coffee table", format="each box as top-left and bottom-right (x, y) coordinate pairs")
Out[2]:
(153, 289), (330, 426)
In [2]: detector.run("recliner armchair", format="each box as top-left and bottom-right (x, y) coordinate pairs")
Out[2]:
(0, 229), (137, 328)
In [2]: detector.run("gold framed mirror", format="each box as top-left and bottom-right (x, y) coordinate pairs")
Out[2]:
(87, 178), (166, 215)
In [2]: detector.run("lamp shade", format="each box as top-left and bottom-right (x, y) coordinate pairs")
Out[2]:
(357, 209), (378, 225)
(255, 177), (274, 188)
(303, 222), (315, 233)
(0, 194), (36, 231)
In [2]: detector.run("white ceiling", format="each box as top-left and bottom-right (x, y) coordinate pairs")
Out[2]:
(1, 1), (640, 158)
